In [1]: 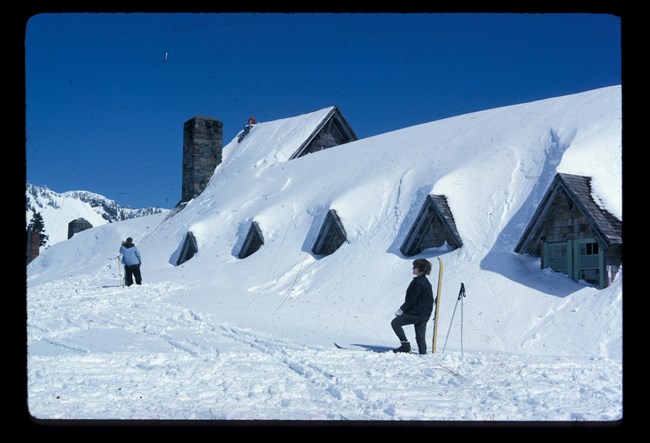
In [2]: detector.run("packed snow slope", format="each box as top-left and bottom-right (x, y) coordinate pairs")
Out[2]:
(26, 86), (622, 421)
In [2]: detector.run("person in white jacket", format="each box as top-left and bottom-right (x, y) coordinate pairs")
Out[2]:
(119, 237), (142, 286)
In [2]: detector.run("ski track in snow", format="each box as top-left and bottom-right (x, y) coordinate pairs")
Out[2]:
(27, 278), (622, 421)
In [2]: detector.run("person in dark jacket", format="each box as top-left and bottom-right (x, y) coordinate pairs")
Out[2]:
(119, 237), (142, 286)
(391, 258), (434, 354)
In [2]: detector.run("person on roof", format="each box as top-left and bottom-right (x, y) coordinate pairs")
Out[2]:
(237, 116), (257, 143)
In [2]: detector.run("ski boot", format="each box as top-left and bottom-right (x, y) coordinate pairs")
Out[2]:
(392, 341), (411, 353)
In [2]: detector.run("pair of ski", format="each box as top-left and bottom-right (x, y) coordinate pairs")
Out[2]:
(333, 343), (425, 355)
(335, 257), (444, 354)
(334, 343), (394, 353)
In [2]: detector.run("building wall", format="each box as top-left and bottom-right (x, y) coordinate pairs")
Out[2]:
(604, 244), (622, 285)
(400, 201), (460, 256)
(542, 192), (595, 243)
(540, 191), (621, 288)
(299, 117), (354, 157)
(68, 218), (93, 239)
(422, 216), (451, 249)
(182, 117), (223, 203)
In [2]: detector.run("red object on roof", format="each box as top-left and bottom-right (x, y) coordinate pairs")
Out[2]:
(248, 117), (256, 124)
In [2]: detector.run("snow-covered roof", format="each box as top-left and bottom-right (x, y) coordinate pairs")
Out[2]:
(223, 106), (340, 164)
(515, 173), (623, 255)
(28, 85), (623, 373)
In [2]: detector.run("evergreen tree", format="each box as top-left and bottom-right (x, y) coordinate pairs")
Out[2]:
(27, 210), (48, 247)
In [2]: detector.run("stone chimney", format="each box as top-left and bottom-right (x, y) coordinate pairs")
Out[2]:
(26, 228), (41, 264)
(181, 116), (223, 203)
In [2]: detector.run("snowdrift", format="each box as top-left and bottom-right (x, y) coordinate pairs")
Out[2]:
(28, 85), (622, 359)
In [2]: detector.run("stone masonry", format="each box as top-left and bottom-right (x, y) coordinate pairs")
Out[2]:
(182, 116), (223, 203)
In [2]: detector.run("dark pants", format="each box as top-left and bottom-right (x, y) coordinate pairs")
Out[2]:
(124, 264), (142, 286)
(391, 313), (429, 354)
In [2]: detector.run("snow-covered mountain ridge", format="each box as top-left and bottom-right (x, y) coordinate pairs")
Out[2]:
(26, 183), (167, 246)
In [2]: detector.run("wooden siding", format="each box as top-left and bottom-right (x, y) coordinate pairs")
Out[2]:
(542, 190), (596, 244)
(67, 218), (93, 240)
(515, 173), (621, 256)
(177, 231), (198, 265)
(238, 221), (265, 259)
(289, 107), (358, 160)
(312, 209), (347, 256)
(514, 173), (622, 288)
(400, 194), (462, 256)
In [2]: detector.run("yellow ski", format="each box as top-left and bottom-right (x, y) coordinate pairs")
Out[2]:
(431, 256), (443, 353)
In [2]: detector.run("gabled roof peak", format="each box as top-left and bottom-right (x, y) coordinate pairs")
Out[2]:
(515, 173), (622, 254)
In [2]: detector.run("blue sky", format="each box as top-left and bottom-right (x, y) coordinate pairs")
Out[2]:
(25, 13), (621, 209)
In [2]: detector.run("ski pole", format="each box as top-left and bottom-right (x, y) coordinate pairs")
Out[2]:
(460, 282), (465, 357)
(442, 283), (466, 355)
(117, 255), (124, 287)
